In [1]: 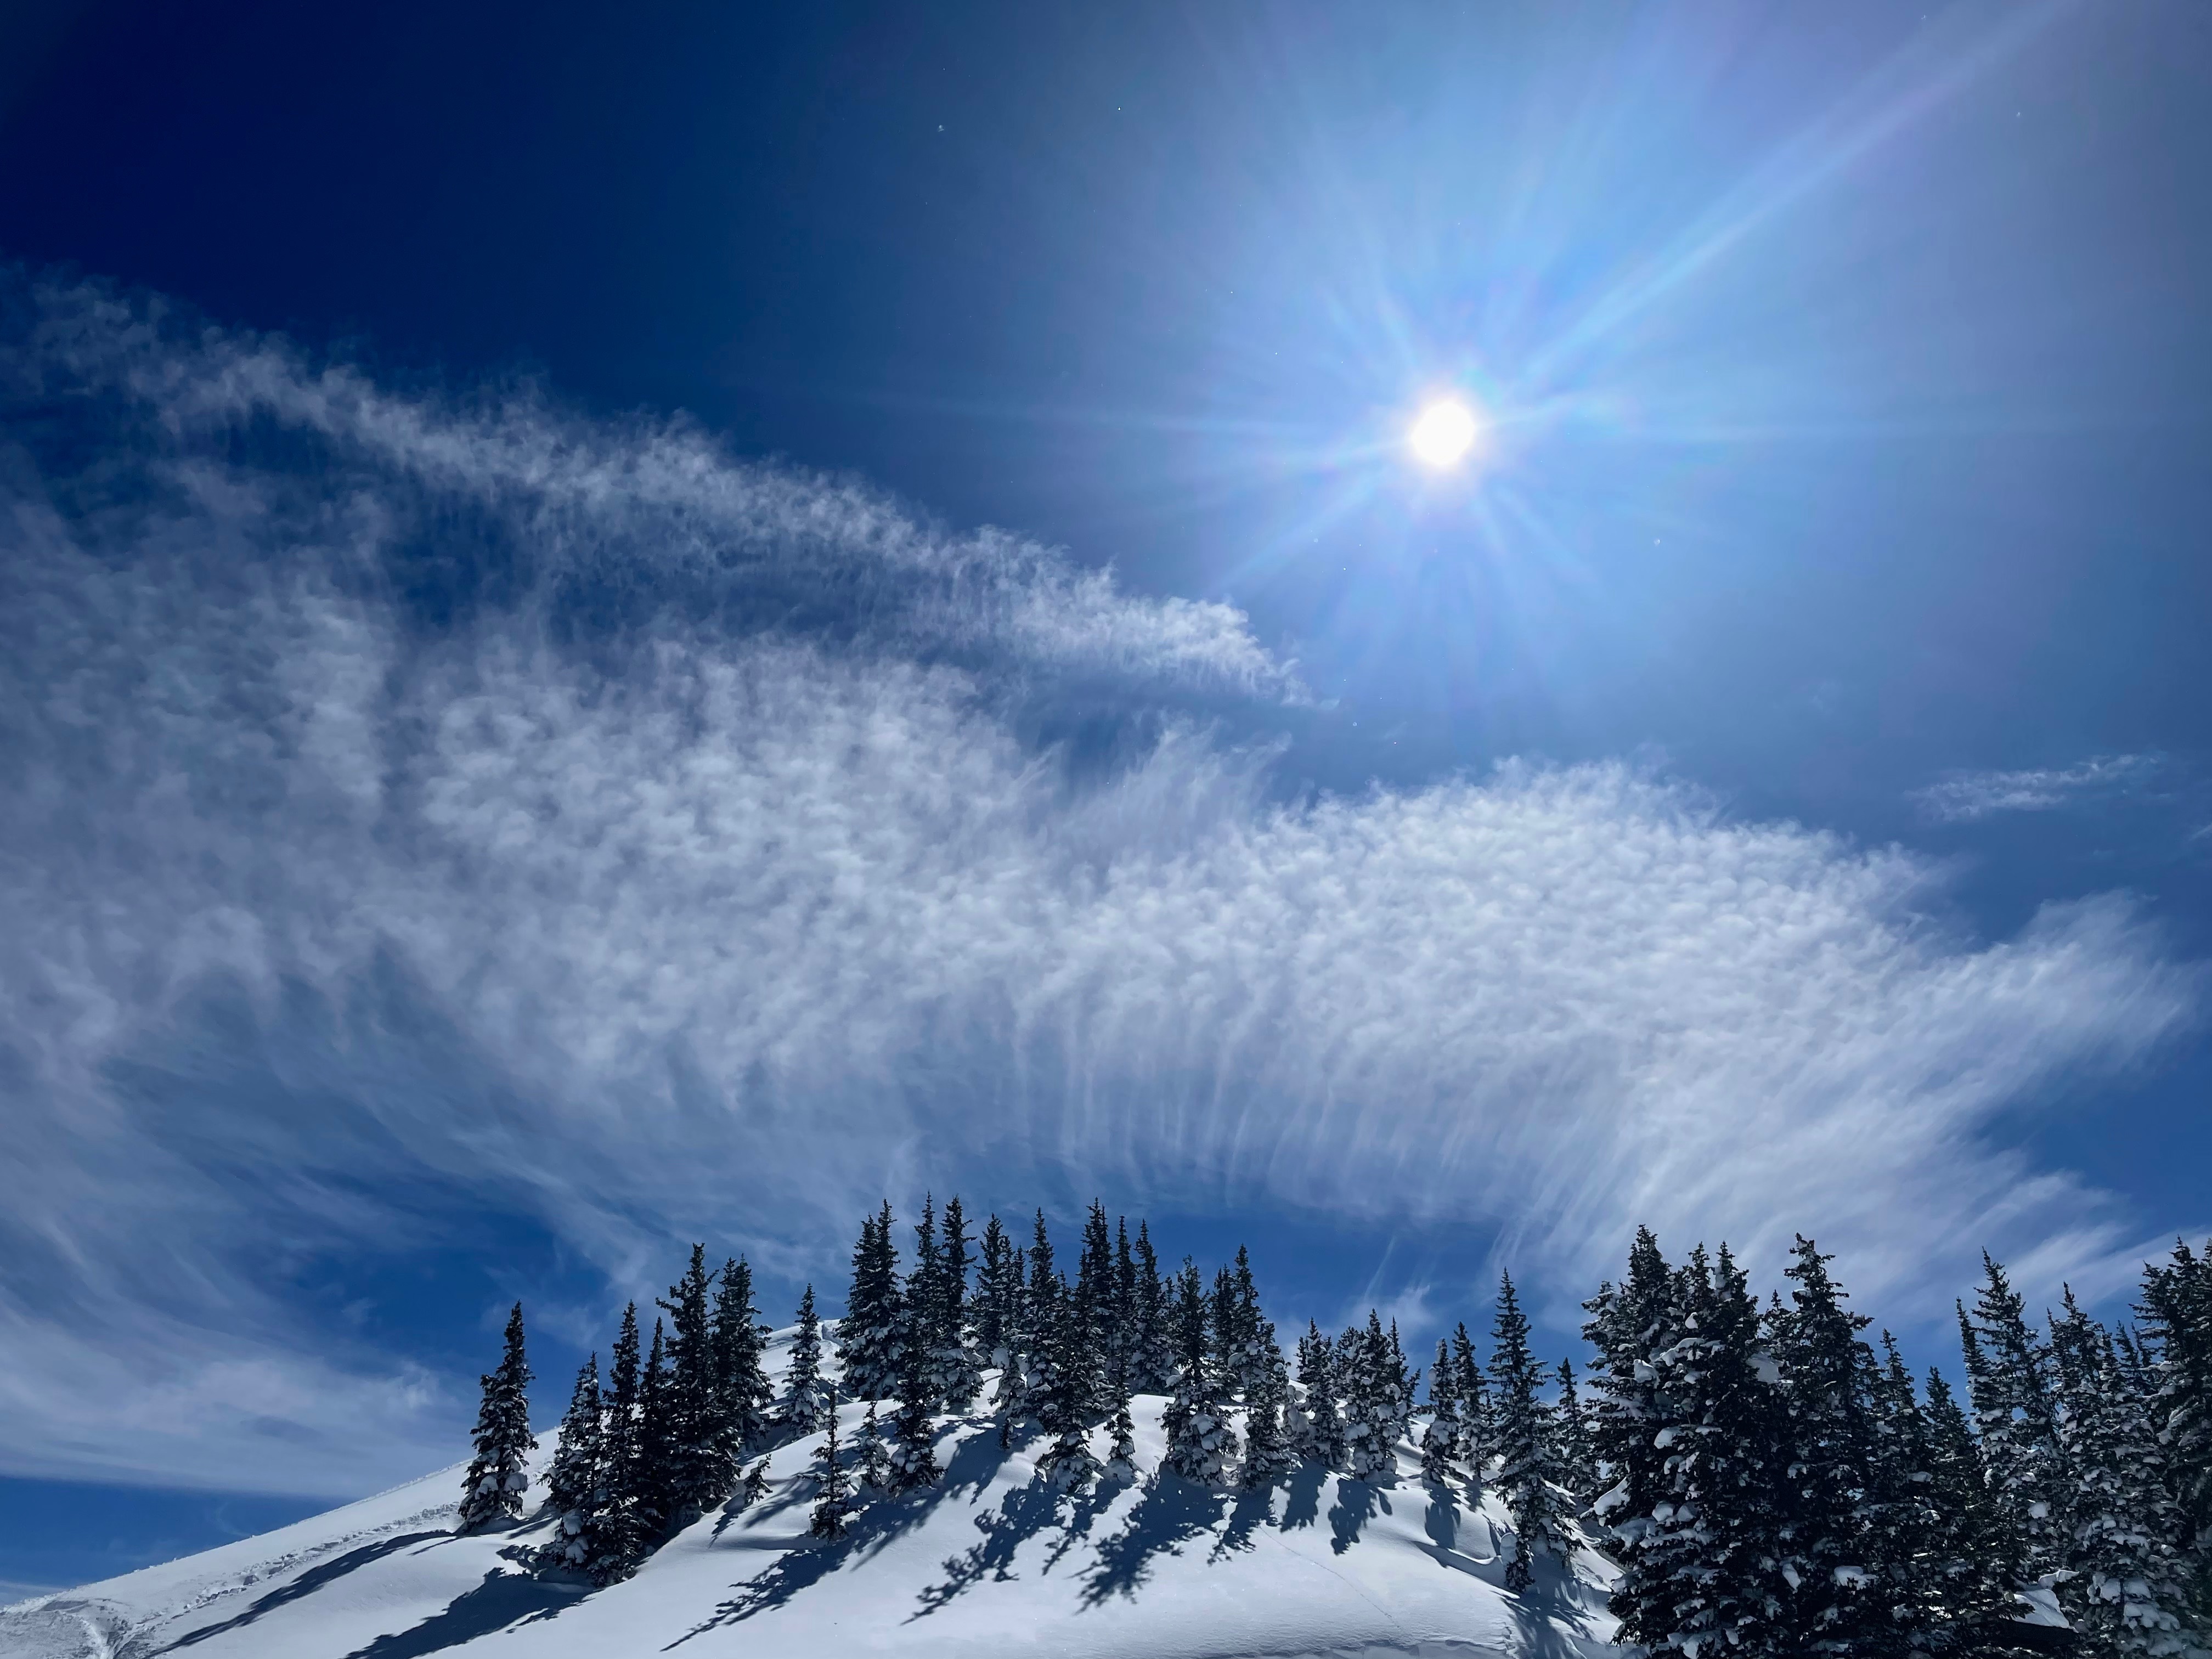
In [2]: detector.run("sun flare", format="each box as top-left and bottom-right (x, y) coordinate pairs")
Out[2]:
(1408, 399), (1480, 469)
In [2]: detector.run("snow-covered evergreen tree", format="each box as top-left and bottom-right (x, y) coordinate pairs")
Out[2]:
(656, 1246), (723, 1523)
(1131, 1222), (1177, 1395)
(777, 1284), (830, 1437)
(837, 1203), (905, 1402)
(1341, 1313), (1406, 1481)
(1553, 1359), (1598, 1508)
(1240, 1318), (1293, 1488)
(1492, 1271), (1577, 1594)
(1290, 1322), (1348, 1468)
(858, 1398), (888, 1492)
(1421, 1339), (1462, 1484)
(1104, 1387), (1139, 1486)
(1072, 1201), (1114, 1413)
(1164, 1259), (1237, 1482)
(633, 1318), (676, 1542)
(1918, 1363), (2023, 1652)
(810, 1392), (850, 1541)
(1036, 1295), (1102, 1495)
(711, 1255), (771, 1465)
(580, 1301), (648, 1583)
(2138, 1238), (2212, 1609)
(1583, 1229), (1684, 1641)
(885, 1316), (943, 1492)
(973, 1214), (1021, 1366)
(2052, 1288), (2203, 1655)
(1960, 1253), (2068, 1579)
(459, 1301), (536, 1532)
(536, 1353), (604, 1576)
(935, 1195), (981, 1409)
(1452, 1321), (1490, 1483)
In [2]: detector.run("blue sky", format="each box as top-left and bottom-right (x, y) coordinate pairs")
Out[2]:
(2, 0), (2209, 1593)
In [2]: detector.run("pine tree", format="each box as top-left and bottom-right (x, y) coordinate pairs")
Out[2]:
(779, 1284), (830, 1436)
(810, 1389), (850, 1541)
(1773, 1235), (1885, 1655)
(459, 1302), (537, 1532)
(543, 1352), (605, 1519)
(1105, 1385), (1139, 1486)
(1553, 1358), (1598, 1508)
(1240, 1319), (1293, 1488)
(837, 1203), (905, 1402)
(2051, 1289), (2199, 1654)
(1920, 1364), (2023, 1651)
(1422, 1339), (1463, 1483)
(1073, 1201), (1114, 1413)
(584, 1301), (649, 1583)
(858, 1398), (888, 1491)
(1131, 1222), (1177, 1395)
(1961, 1254), (2067, 1578)
(936, 1195), (980, 1409)
(1290, 1322), (1348, 1468)
(1453, 1322), (1491, 1483)
(711, 1256), (771, 1466)
(1164, 1259), (1237, 1482)
(886, 1311), (943, 1492)
(973, 1214), (1020, 1366)
(910, 1194), (945, 1404)
(1341, 1314), (1404, 1481)
(1492, 1271), (1577, 1594)
(656, 1245), (723, 1523)
(2137, 1238), (2212, 1609)
(1110, 1216), (1138, 1397)
(1025, 1213), (1068, 1435)
(1583, 1231), (1689, 1644)
(634, 1318), (676, 1541)
(1036, 1287), (1102, 1494)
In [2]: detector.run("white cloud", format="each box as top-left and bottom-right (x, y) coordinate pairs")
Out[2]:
(1912, 754), (2160, 823)
(0, 280), (2199, 1496)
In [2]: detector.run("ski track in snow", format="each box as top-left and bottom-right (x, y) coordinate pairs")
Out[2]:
(0, 1401), (1616, 1659)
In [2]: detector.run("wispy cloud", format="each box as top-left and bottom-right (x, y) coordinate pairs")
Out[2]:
(0, 280), (2198, 1496)
(1912, 754), (2161, 823)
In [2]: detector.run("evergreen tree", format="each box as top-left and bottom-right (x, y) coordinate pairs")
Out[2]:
(837, 1203), (905, 1402)
(1104, 1383), (1139, 1486)
(711, 1255), (771, 1464)
(2138, 1239), (2212, 1607)
(936, 1195), (980, 1409)
(1164, 1259), (1237, 1481)
(1025, 1214), (1069, 1435)
(1492, 1271), (1577, 1594)
(459, 1302), (537, 1532)
(656, 1246), (723, 1522)
(810, 1389), (851, 1541)
(1633, 1245), (1785, 1657)
(585, 1301), (649, 1582)
(886, 1310), (943, 1492)
(1111, 1216), (1138, 1394)
(778, 1284), (830, 1436)
(1240, 1318), (1293, 1488)
(1290, 1322), (1348, 1468)
(543, 1352), (604, 1519)
(1553, 1358), (1598, 1508)
(1131, 1222), (1177, 1394)
(973, 1214), (1020, 1363)
(910, 1194), (945, 1403)
(1037, 1286), (1102, 1494)
(1960, 1254), (2067, 1578)
(633, 1318), (677, 1541)
(1422, 1339), (1463, 1483)
(1073, 1201), (1115, 1412)
(1920, 1364), (2023, 1652)
(1773, 1235), (1884, 1655)
(858, 1399), (889, 1491)
(1583, 1231), (1685, 1640)
(1341, 1314), (1405, 1481)
(1453, 1321), (1491, 1482)
(2051, 1289), (2200, 1653)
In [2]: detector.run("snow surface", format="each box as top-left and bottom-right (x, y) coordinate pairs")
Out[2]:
(2, 1391), (1618, 1659)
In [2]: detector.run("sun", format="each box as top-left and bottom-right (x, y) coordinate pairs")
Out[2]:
(1408, 398), (1480, 469)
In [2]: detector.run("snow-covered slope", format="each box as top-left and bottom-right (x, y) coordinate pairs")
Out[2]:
(1, 1395), (1618, 1659)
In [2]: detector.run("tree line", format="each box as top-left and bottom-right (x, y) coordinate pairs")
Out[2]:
(456, 1204), (2212, 1656)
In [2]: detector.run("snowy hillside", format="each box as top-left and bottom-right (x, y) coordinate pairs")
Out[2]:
(1, 1389), (1617, 1659)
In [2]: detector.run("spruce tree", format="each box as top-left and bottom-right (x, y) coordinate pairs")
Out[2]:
(2137, 1238), (2212, 1605)
(1453, 1322), (1491, 1484)
(1131, 1222), (1177, 1394)
(1583, 1231), (1684, 1641)
(1961, 1254), (2067, 1579)
(1553, 1358), (1598, 1508)
(1291, 1322), (1348, 1468)
(810, 1389), (851, 1541)
(778, 1284), (830, 1436)
(634, 1318), (677, 1541)
(459, 1302), (537, 1532)
(837, 1203), (905, 1402)
(1422, 1339), (1463, 1483)
(1111, 1216), (1138, 1395)
(1492, 1271), (1577, 1594)
(1341, 1314), (1404, 1481)
(585, 1302), (648, 1582)
(886, 1310), (943, 1492)
(910, 1195), (945, 1403)
(710, 1256), (771, 1465)
(858, 1398), (888, 1491)
(1073, 1201), (1114, 1411)
(936, 1195), (980, 1409)
(1240, 1319), (1293, 1488)
(656, 1246), (723, 1522)
(2051, 1289), (2199, 1653)
(1164, 1259), (1237, 1482)
(1104, 1384), (1139, 1486)
(1920, 1364), (2022, 1651)
(537, 1353), (604, 1576)
(1025, 1214), (1068, 1436)
(1036, 1286), (1102, 1494)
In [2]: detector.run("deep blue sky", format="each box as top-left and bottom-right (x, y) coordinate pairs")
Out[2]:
(3, 0), (2208, 1594)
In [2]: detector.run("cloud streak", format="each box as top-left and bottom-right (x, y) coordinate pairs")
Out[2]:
(0, 279), (2198, 1497)
(1913, 754), (2160, 822)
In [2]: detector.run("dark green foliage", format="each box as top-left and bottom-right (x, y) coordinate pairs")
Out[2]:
(1422, 1339), (1462, 1483)
(1291, 1322), (1347, 1468)
(777, 1284), (829, 1436)
(1492, 1271), (1576, 1593)
(1554, 1358), (1597, 1508)
(711, 1255), (771, 1461)
(655, 1246), (723, 1523)
(459, 1302), (536, 1532)
(837, 1203), (905, 1402)
(809, 1390), (850, 1541)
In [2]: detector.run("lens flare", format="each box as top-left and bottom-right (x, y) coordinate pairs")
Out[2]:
(1408, 399), (1479, 468)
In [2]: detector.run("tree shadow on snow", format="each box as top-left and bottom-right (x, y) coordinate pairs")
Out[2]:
(1078, 1475), (1225, 1606)
(341, 1570), (582, 1659)
(1207, 1482), (1277, 1563)
(1502, 1552), (1611, 1659)
(1278, 1460), (1328, 1532)
(907, 1474), (1067, 1619)
(1327, 1476), (1387, 1555)
(160, 1532), (451, 1650)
